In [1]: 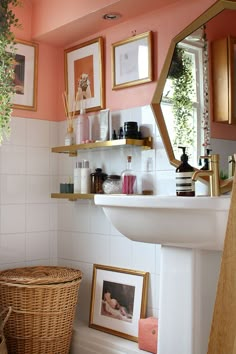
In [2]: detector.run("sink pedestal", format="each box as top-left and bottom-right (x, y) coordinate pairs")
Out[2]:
(94, 194), (229, 353)
(159, 246), (221, 354)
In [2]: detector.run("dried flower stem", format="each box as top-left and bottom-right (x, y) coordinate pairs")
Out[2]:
(62, 91), (79, 131)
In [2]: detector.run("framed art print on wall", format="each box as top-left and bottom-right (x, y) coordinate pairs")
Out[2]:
(112, 31), (153, 90)
(89, 264), (149, 342)
(64, 37), (104, 114)
(12, 39), (38, 111)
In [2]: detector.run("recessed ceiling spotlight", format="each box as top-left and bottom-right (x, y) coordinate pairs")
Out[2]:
(103, 13), (121, 20)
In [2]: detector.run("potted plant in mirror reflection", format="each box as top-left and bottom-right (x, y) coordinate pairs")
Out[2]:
(0, 0), (21, 145)
(167, 46), (195, 157)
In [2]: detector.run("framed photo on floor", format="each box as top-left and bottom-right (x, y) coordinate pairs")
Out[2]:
(12, 39), (38, 111)
(112, 31), (153, 90)
(64, 37), (104, 114)
(89, 264), (149, 342)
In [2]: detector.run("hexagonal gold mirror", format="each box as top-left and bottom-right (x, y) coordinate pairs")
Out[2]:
(151, 0), (236, 194)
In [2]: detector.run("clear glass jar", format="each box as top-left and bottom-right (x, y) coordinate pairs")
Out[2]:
(102, 175), (121, 194)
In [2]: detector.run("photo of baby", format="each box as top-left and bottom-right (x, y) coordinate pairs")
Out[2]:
(77, 72), (92, 100)
(101, 281), (135, 323)
(74, 54), (94, 101)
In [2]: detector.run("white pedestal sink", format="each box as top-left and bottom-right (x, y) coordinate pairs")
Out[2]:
(94, 195), (230, 250)
(94, 194), (230, 354)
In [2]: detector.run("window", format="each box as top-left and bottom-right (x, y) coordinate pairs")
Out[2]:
(161, 39), (205, 167)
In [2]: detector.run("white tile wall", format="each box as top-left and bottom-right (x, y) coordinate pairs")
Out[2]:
(1, 145), (26, 174)
(56, 106), (169, 321)
(1, 205), (26, 234)
(0, 117), (57, 269)
(0, 107), (173, 324)
(1, 175), (26, 204)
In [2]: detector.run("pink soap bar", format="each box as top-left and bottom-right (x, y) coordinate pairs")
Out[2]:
(138, 317), (158, 353)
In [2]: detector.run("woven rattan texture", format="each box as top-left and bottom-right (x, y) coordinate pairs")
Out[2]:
(0, 266), (82, 285)
(0, 266), (82, 354)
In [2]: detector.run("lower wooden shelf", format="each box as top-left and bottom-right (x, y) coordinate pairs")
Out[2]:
(51, 193), (94, 201)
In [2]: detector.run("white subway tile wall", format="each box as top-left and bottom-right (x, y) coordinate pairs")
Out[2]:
(0, 106), (173, 322)
(0, 117), (57, 267)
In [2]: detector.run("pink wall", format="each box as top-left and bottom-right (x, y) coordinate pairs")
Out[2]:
(31, 0), (123, 40)
(13, 0), (63, 121)
(13, 0), (216, 122)
(16, 0), (236, 143)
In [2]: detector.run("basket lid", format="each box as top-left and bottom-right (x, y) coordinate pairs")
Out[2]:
(0, 266), (82, 285)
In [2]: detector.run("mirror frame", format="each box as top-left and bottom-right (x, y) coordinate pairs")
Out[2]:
(151, 0), (236, 193)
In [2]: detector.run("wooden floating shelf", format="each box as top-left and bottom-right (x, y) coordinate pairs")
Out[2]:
(51, 137), (153, 200)
(51, 193), (94, 201)
(51, 137), (153, 156)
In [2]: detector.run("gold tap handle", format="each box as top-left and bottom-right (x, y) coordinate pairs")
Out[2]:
(199, 154), (220, 196)
(200, 154), (219, 160)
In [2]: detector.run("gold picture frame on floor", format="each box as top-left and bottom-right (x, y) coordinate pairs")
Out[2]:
(112, 31), (153, 90)
(64, 37), (105, 114)
(89, 264), (149, 342)
(12, 39), (38, 111)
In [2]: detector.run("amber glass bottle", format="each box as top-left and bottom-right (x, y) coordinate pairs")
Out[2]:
(90, 168), (107, 194)
(176, 147), (195, 196)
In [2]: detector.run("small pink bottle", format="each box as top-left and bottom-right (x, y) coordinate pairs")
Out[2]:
(75, 99), (89, 144)
(121, 155), (137, 194)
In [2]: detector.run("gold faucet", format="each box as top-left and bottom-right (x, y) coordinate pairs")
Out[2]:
(192, 154), (233, 197)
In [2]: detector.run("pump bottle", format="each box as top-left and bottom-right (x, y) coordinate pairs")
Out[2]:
(176, 146), (195, 196)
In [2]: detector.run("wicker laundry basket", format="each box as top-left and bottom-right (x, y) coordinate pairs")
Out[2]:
(0, 266), (82, 354)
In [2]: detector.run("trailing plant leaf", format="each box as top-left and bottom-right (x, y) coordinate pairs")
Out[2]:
(171, 47), (195, 154)
(0, 0), (21, 144)
(168, 47), (185, 79)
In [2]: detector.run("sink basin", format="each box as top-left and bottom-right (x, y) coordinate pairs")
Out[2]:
(94, 195), (230, 250)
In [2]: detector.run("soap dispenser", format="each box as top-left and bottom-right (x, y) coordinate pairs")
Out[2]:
(176, 146), (195, 196)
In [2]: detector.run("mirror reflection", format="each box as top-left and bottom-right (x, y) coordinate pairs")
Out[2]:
(153, 1), (236, 186)
(162, 27), (207, 167)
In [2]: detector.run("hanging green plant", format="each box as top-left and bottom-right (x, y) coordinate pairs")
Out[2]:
(171, 46), (195, 153)
(0, 0), (21, 144)
(168, 46), (185, 79)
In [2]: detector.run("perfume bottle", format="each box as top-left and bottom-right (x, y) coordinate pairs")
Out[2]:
(121, 155), (137, 194)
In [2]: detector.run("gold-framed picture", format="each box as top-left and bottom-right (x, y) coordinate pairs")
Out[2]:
(112, 31), (153, 90)
(12, 39), (38, 111)
(89, 264), (149, 342)
(64, 37), (105, 113)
